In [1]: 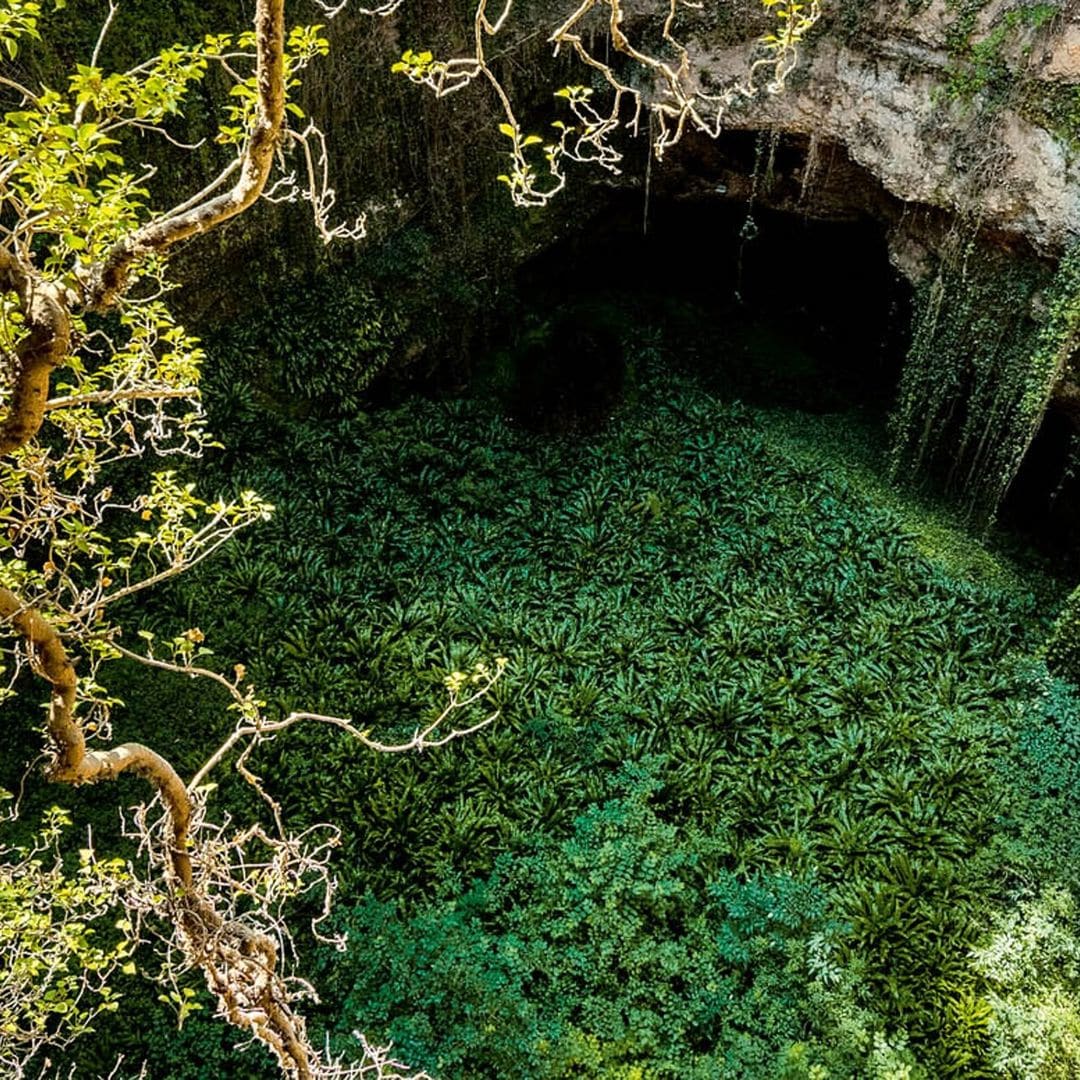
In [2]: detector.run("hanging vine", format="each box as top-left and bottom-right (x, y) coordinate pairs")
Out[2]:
(889, 238), (1080, 525)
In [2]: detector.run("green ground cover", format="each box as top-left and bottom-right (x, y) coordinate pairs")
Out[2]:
(89, 343), (1080, 1078)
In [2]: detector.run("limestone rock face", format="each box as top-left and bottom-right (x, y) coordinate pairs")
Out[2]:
(683, 3), (1080, 254)
(1041, 22), (1080, 81)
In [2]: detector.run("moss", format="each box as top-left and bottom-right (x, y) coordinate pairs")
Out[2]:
(942, 3), (1060, 107)
(1017, 81), (1080, 155)
(887, 234), (1080, 531)
(1047, 585), (1080, 683)
(889, 239), (1048, 522)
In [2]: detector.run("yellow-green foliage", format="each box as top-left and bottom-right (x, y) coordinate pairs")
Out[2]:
(0, 799), (135, 1074)
(971, 885), (1080, 1079)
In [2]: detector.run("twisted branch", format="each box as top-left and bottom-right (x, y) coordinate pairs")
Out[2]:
(81, 0), (287, 311)
(1, 2), (410, 1074)
(0, 254), (73, 455)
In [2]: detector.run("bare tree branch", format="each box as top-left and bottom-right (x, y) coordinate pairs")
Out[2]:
(45, 387), (195, 411)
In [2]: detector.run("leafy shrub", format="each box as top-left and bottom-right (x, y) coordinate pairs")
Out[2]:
(104, 988), (278, 1080)
(325, 759), (834, 1079)
(971, 885), (1080, 1079)
(1047, 585), (1080, 685)
(993, 666), (1080, 884)
(209, 268), (404, 416)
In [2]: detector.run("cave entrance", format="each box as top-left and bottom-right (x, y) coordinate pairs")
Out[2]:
(999, 407), (1080, 565)
(493, 180), (1080, 563)
(499, 182), (912, 431)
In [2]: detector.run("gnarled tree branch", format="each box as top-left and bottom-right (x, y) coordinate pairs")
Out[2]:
(1, 2), (357, 1074)
(0, 253), (72, 455)
(0, 586), (192, 886)
(0, 584), (329, 1076)
(81, 0), (287, 312)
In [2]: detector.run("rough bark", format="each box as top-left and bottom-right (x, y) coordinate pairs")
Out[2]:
(0, 587), (193, 886)
(0, 587), (319, 1076)
(82, 0), (287, 312)
(0, 253), (72, 456)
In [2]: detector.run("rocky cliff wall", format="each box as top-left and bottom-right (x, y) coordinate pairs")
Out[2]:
(682, 1), (1079, 261)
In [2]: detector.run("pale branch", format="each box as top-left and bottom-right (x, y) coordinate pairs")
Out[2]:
(155, 158), (243, 223)
(0, 586), (194, 884)
(337, 1034), (434, 1080)
(279, 699), (500, 756)
(265, 124), (367, 244)
(550, 0), (823, 154)
(94, 639), (505, 794)
(191, 690), (502, 794)
(395, 0), (821, 205)
(103, 638), (245, 706)
(72, 515), (255, 620)
(73, 0), (119, 126)
(0, 151), (41, 195)
(127, 122), (208, 150)
(44, 387), (196, 411)
(0, 75), (40, 105)
(1, 583), (421, 1080)
(88, 0), (119, 72)
(2, 755), (43, 826)
(317, 1), (406, 16)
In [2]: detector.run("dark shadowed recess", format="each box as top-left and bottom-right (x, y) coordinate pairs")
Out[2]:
(494, 135), (911, 429)
(1000, 407), (1080, 563)
(484, 128), (1078, 561)
(496, 182), (912, 431)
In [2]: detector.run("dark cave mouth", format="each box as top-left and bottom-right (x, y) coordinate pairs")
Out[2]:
(489, 189), (1080, 560)
(495, 192), (913, 430)
(999, 407), (1080, 563)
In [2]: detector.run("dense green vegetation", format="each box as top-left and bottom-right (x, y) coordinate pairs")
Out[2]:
(75, 316), (1077, 1078)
